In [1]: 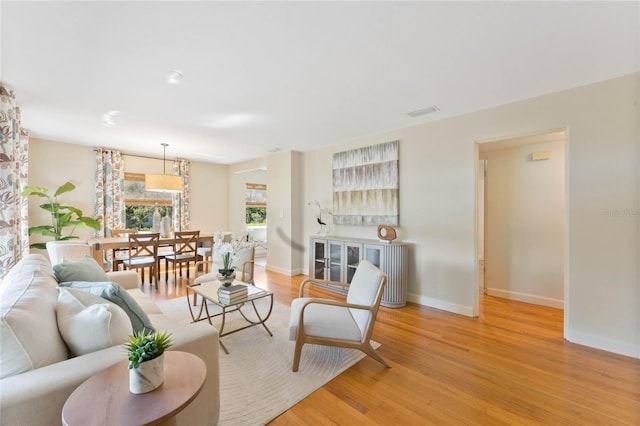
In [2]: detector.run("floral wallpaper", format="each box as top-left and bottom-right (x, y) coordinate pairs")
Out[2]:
(0, 83), (29, 278)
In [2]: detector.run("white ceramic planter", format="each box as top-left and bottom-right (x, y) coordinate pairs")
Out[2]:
(129, 353), (164, 394)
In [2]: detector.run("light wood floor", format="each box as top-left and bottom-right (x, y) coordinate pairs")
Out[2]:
(144, 263), (640, 425)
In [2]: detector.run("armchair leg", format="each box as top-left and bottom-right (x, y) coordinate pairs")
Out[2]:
(362, 343), (390, 368)
(292, 340), (304, 372)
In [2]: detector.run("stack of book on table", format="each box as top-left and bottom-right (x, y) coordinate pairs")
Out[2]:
(217, 284), (248, 304)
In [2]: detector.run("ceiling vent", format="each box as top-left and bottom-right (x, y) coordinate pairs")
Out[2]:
(407, 105), (440, 117)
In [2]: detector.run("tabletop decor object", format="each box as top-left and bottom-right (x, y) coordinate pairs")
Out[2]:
(377, 224), (397, 243)
(214, 231), (238, 286)
(125, 330), (172, 394)
(308, 200), (332, 236)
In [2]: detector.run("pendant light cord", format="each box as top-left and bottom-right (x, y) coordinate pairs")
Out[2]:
(161, 143), (168, 174)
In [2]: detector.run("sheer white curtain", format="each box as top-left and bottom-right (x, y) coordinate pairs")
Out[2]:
(172, 158), (191, 231)
(0, 83), (29, 277)
(94, 148), (125, 237)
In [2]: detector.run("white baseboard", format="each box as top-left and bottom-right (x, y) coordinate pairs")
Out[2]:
(407, 293), (476, 317)
(565, 329), (640, 359)
(266, 264), (303, 277)
(487, 288), (564, 309)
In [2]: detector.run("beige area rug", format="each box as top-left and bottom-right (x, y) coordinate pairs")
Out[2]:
(156, 296), (379, 425)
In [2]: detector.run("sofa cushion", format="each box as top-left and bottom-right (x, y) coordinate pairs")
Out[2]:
(53, 256), (109, 283)
(0, 254), (69, 379)
(57, 288), (132, 356)
(59, 281), (155, 333)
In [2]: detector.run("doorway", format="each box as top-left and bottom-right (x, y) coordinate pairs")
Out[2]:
(476, 130), (566, 310)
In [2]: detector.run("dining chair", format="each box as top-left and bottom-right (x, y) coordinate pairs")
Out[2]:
(196, 246), (212, 273)
(164, 230), (200, 282)
(121, 233), (160, 287)
(110, 228), (137, 271)
(288, 259), (390, 372)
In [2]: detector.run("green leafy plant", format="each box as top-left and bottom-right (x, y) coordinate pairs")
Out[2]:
(125, 330), (173, 370)
(21, 181), (101, 249)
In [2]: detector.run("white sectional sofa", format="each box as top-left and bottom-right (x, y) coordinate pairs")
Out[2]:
(0, 253), (220, 425)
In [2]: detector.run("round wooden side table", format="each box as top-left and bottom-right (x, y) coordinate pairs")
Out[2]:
(62, 351), (206, 426)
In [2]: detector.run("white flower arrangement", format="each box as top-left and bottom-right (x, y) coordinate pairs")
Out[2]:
(214, 231), (239, 272)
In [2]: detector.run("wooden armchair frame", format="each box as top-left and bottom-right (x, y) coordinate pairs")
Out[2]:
(291, 261), (389, 372)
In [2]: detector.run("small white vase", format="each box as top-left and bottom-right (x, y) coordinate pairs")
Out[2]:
(160, 215), (171, 238)
(129, 353), (164, 394)
(152, 206), (161, 233)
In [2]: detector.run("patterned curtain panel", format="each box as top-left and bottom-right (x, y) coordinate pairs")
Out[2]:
(94, 148), (125, 237)
(172, 158), (190, 231)
(0, 84), (29, 277)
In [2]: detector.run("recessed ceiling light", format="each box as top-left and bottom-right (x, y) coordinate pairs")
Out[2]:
(210, 113), (258, 129)
(407, 105), (440, 117)
(102, 110), (120, 127)
(167, 70), (183, 84)
(267, 147), (282, 153)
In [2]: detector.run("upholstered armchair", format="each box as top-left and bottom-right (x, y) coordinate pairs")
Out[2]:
(288, 259), (390, 372)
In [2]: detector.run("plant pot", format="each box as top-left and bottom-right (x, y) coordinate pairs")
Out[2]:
(129, 353), (164, 394)
(217, 269), (236, 287)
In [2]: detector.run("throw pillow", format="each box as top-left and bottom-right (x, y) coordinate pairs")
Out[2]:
(57, 288), (133, 357)
(53, 255), (109, 283)
(59, 281), (156, 333)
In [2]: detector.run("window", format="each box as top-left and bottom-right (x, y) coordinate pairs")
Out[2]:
(124, 172), (173, 230)
(245, 183), (266, 226)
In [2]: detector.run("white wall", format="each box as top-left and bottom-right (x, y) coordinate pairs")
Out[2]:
(266, 150), (303, 275)
(27, 139), (97, 250)
(301, 72), (639, 358)
(483, 138), (565, 308)
(188, 161), (229, 233)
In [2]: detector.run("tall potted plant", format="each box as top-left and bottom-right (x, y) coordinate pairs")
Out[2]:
(21, 181), (101, 249)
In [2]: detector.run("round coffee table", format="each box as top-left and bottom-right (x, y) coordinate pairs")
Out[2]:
(62, 351), (206, 426)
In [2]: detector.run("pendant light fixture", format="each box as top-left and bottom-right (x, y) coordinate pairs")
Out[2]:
(144, 143), (183, 193)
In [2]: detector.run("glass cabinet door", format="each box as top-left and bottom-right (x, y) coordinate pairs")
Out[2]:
(328, 241), (344, 282)
(345, 243), (362, 283)
(313, 240), (327, 279)
(364, 244), (383, 269)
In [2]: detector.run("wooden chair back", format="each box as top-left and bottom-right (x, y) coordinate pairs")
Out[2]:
(173, 230), (200, 257)
(128, 233), (160, 259)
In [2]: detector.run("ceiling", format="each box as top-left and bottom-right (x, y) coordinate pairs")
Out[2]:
(2, 1), (638, 165)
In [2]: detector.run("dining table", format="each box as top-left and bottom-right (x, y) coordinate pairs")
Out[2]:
(88, 232), (214, 272)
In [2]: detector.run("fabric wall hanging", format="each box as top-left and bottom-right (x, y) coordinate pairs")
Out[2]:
(332, 140), (399, 226)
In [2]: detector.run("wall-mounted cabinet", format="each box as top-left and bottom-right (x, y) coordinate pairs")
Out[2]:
(309, 237), (408, 308)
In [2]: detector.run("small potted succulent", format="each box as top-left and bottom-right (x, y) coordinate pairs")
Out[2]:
(125, 330), (172, 394)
